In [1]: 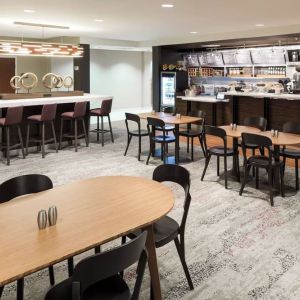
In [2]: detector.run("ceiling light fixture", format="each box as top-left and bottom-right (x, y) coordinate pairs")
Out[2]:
(94, 19), (104, 22)
(24, 9), (35, 13)
(190, 31), (198, 34)
(255, 24), (265, 27)
(161, 4), (174, 8)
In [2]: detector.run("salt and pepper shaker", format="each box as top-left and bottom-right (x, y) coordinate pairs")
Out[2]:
(176, 113), (181, 119)
(151, 110), (155, 115)
(230, 123), (233, 130)
(233, 124), (237, 130)
(271, 129), (275, 137)
(48, 206), (58, 226)
(275, 130), (279, 138)
(37, 210), (47, 230)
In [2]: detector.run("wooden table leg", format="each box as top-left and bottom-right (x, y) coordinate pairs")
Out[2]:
(175, 124), (179, 164)
(145, 225), (162, 300)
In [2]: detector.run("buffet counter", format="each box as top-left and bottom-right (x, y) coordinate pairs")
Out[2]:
(0, 93), (112, 108)
(223, 91), (300, 100)
(177, 95), (229, 103)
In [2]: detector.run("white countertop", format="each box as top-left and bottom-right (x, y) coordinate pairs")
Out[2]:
(177, 95), (229, 103)
(0, 94), (113, 108)
(223, 91), (300, 100)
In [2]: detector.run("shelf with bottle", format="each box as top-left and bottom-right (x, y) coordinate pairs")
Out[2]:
(254, 66), (286, 78)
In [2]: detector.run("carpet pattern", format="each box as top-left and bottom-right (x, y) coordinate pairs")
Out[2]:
(1, 121), (300, 300)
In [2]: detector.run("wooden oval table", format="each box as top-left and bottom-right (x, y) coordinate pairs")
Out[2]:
(0, 176), (174, 300)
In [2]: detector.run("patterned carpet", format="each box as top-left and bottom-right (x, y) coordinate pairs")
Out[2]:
(1, 121), (300, 300)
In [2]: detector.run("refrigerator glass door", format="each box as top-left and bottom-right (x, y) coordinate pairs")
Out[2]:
(161, 72), (176, 107)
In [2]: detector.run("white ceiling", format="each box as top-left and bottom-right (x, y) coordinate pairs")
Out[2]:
(1, 0), (300, 46)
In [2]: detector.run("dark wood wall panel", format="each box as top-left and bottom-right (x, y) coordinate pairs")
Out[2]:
(269, 99), (300, 130)
(238, 97), (264, 124)
(0, 58), (15, 93)
(74, 44), (90, 93)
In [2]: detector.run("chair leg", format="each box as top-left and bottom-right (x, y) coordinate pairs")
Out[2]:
(96, 116), (99, 142)
(255, 167), (259, 189)
(95, 245), (102, 254)
(41, 122), (45, 158)
(201, 154), (211, 181)
(16, 278), (24, 300)
(239, 165), (251, 196)
(268, 169), (274, 206)
(224, 155), (228, 189)
(252, 148), (255, 176)
(174, 237), (194, 290)
(108, 114), (114, 143)
(17, 125), (25, 159)
(295, 159), (299, 191)
(146, 141), (152, 165)
(191, 137), (194, 161)
(0, 285), (3, 297)
(59, 118), (63, 150)
(160, 143), (163, 161)
(6, 127), (10, 166)
(101, 116), (104, 147)
(48, 266), (55, 285)
(81, 119), (89, 147)
(199, 135), (206, 157)
(217, 156), (220, 176)
(187, 137), (189, 153)
(280, 165), (285, 197)
(124, 134), (132, 156)
(282, 156), (286, 174)
(235, 154), (240, 182)
(51, 121), (58, 153)
(74, 119), (78, 152)
(26, 123), (30, 156)
(163, 143), (166, 164)
(138, 136), (141, 161)
(68, 258), (74, 277)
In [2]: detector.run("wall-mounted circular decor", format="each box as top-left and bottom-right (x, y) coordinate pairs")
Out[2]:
(42, 73), (60, 90)
(63, 76), (74, 90)
(20, 72), (38, 93)
(10, 75), (22, 92)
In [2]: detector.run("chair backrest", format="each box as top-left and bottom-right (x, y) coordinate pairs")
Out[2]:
(74, 101), (87, 118)
(100, 99), (113, 115)
(125, 113), (141, 134)
(243, 117), (267, 131)
(282, 121), (300, 134)
(147, 117), (166, 137)
(189, 110), (206, 129)
(241, 133), (273, 164)
(71, 232), (147, 299)
(41, 104), (57, 122)
(4, 106), (24, 126)
(152, 164), (191, 233)
(202, 125), (227, 154)
(162, 106), (176, 115)
(0, 174), (53, 203)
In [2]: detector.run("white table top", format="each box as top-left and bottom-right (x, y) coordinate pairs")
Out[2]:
(0, 94), (113, 108)
(223, 91), (300, 100)
(177, 95), (229, 103)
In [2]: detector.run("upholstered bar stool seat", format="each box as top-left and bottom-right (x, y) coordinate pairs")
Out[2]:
(26, 104), (58, 158)
(0, 106), (25, 165)
(90, 99), (114, 146)
(59, 101), (89, 152)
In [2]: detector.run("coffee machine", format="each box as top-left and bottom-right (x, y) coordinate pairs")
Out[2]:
(292, 66), (300, 93)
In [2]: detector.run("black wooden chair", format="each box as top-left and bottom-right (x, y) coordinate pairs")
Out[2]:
(239, 133), (284, 206)
(0, 174), (55, 300)
(158, 106), (176, 134)
(122, 164), (194, 291)
(178, 110), (206, 160)
(124, 113), (148, 161)
(280, 122), (300, 190)
(45, 232), (148, 300)
(201, 126), (240, 189)
(146, 117), (176, 165)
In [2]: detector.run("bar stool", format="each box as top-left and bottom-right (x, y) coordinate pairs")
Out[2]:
(59, 101), (88, 152)
(26, 104), (58, 158)
(90, 99), (114, 146)
(0, 106), (25, 165)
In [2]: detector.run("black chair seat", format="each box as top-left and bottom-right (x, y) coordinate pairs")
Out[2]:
(156, 125), (175, 131)
(128, 129), (148, 136)
(179, 130), (202, 137)
(152, 135), (176, 143)
(128, 216), (179, 248)
(209, 146), (235, 156)
(45, 274), (130, 300)
(238, 140), (260, 149)
(280, 148), (300, 158)
(248, 156), (283, 168)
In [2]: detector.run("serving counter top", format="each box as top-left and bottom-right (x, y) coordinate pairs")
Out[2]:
(177, 95), (229, 103)
(223, 91), (300, 100)
(0, 94), (112, 108)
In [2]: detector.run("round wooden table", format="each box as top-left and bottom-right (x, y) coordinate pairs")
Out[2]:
(257, 131), (300, 146)
(0, 176), (174, 300)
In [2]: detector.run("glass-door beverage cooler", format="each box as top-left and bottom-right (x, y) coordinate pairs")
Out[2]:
(160, 72), (176, 109)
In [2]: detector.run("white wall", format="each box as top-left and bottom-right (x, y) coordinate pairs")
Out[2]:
(50, 58), (74, 91)
(90, 49), (152, 121)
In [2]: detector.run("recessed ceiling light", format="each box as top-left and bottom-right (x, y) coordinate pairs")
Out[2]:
(255, 24), (265, 27)
(161, 4), (174, 8)
(24, 9), (35, 13)
(202, 44), (221, 47)
(190, 31), (198, 34)
(94, 19), (104, 22)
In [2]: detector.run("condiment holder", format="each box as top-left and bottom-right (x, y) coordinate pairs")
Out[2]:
(37, 206), (58, 230)
(271, 129), (279, 138)
(151, 110), (155, 115)
(230, 123), (237, 130)
(176, 113), (181, 119)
